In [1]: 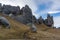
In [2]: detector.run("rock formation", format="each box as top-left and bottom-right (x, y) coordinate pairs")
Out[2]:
(1, 4), (20, 15)
(14, 15), (27, 24)
(37, 14), (54, 27)
(0, 3), (33, 24)
(44, 14), (54, 27)
(12, 5), (32, 24)
(38, 16), (44, 24)
(20, 5), (32, 23)
(0, 3), (2, 12)
(0, 3), (54, 28)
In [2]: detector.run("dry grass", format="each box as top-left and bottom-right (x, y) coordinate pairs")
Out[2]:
(35, 23), (60, 35)
(26, 24), (60, 40)
(0, 14), (30, 39)
(0, 14), (60, 40)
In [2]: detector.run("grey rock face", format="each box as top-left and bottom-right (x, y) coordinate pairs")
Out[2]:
(14, 15), (27, 24)
(0, 3), (2, 12)
(0, 3), (33, 25)
(44, 14), (54, 27)
(2, 4), (20, 15)
(2, 9), (10, 15)
(3, 5), (33, 24)
(37, 14), (54, 27)
(20, 5), (32, 24)
(38, 16), (44, 24)
(32, 15), (37, 23)
(0, 16), (10, 28)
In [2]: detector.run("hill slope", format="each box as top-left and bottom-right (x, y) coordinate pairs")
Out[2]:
(0, 14), (60, 40)
(0, 14), (30, 39)
(26, 24), (60, 40)
(35, 24), (60, 35)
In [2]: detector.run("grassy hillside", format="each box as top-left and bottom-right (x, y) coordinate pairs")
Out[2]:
(35, 23), (60, 35)
(26, 24), (60, 40)
(0, 14), (30, 39)
(0, 14), (60, 40)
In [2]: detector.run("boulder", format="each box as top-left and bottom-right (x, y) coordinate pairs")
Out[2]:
(0, 16), (10, 28)
(27, 23), (37, 32)
(31, 24), (37, 32)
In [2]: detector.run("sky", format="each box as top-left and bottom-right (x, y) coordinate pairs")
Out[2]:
(0, 0), (60, 28)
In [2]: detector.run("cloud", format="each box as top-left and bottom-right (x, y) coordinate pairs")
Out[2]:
(50, 0), (60, 11)
(54, 16), (60, 28)
(48, 11), (60, 14)
(34, 0), (60, 17)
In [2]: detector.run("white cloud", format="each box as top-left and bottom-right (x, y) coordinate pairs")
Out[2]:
(48, 11), (60, 14)
(54, 16), (60, 28)
(50, 0), (60, 11)
(34, 0), (60, 16)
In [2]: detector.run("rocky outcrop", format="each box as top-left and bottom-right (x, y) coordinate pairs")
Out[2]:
(6, 5), (33, 24)
(44, 14), (54, 27)
(20, 5), (32, 23)
(37, 14), (54, 27)
(14, 15), (27, 24)
(0, 3), (54, 28)
(38, 16), (44, 24)
(0, 3), (33, 24)
(18, 5), (32, 24)
(0, 3), (20, 15)
(0, 3), (2, 12)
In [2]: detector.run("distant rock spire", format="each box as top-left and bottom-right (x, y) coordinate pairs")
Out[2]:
(0, 3), (2, 12)
(20, 5), (32, 24)
(37, 14), (54, 27)
(38, 16), (44, 24)
(44, 14), (54, 27)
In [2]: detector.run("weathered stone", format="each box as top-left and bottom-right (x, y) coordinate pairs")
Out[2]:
(0, 16), (10, 28)
(2, 9), (10, 15)
(6, 5), (33, 24)
(32, 15), (37, 23)
(44, 14), (54, 27)
(20, 5), (32, 24)
(14, 15), (27, 24)
(0, 3), (33, 25)
(27, 23), (37, 32)
(31, 24), (37, 32)
(2, 4), (20, 16)
(0, 3), (2, 12)
(38, 16), (44, 24)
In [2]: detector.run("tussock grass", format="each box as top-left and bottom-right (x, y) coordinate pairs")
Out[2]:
(0, 14), (30, 39)
(0, 14), (60, 40)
